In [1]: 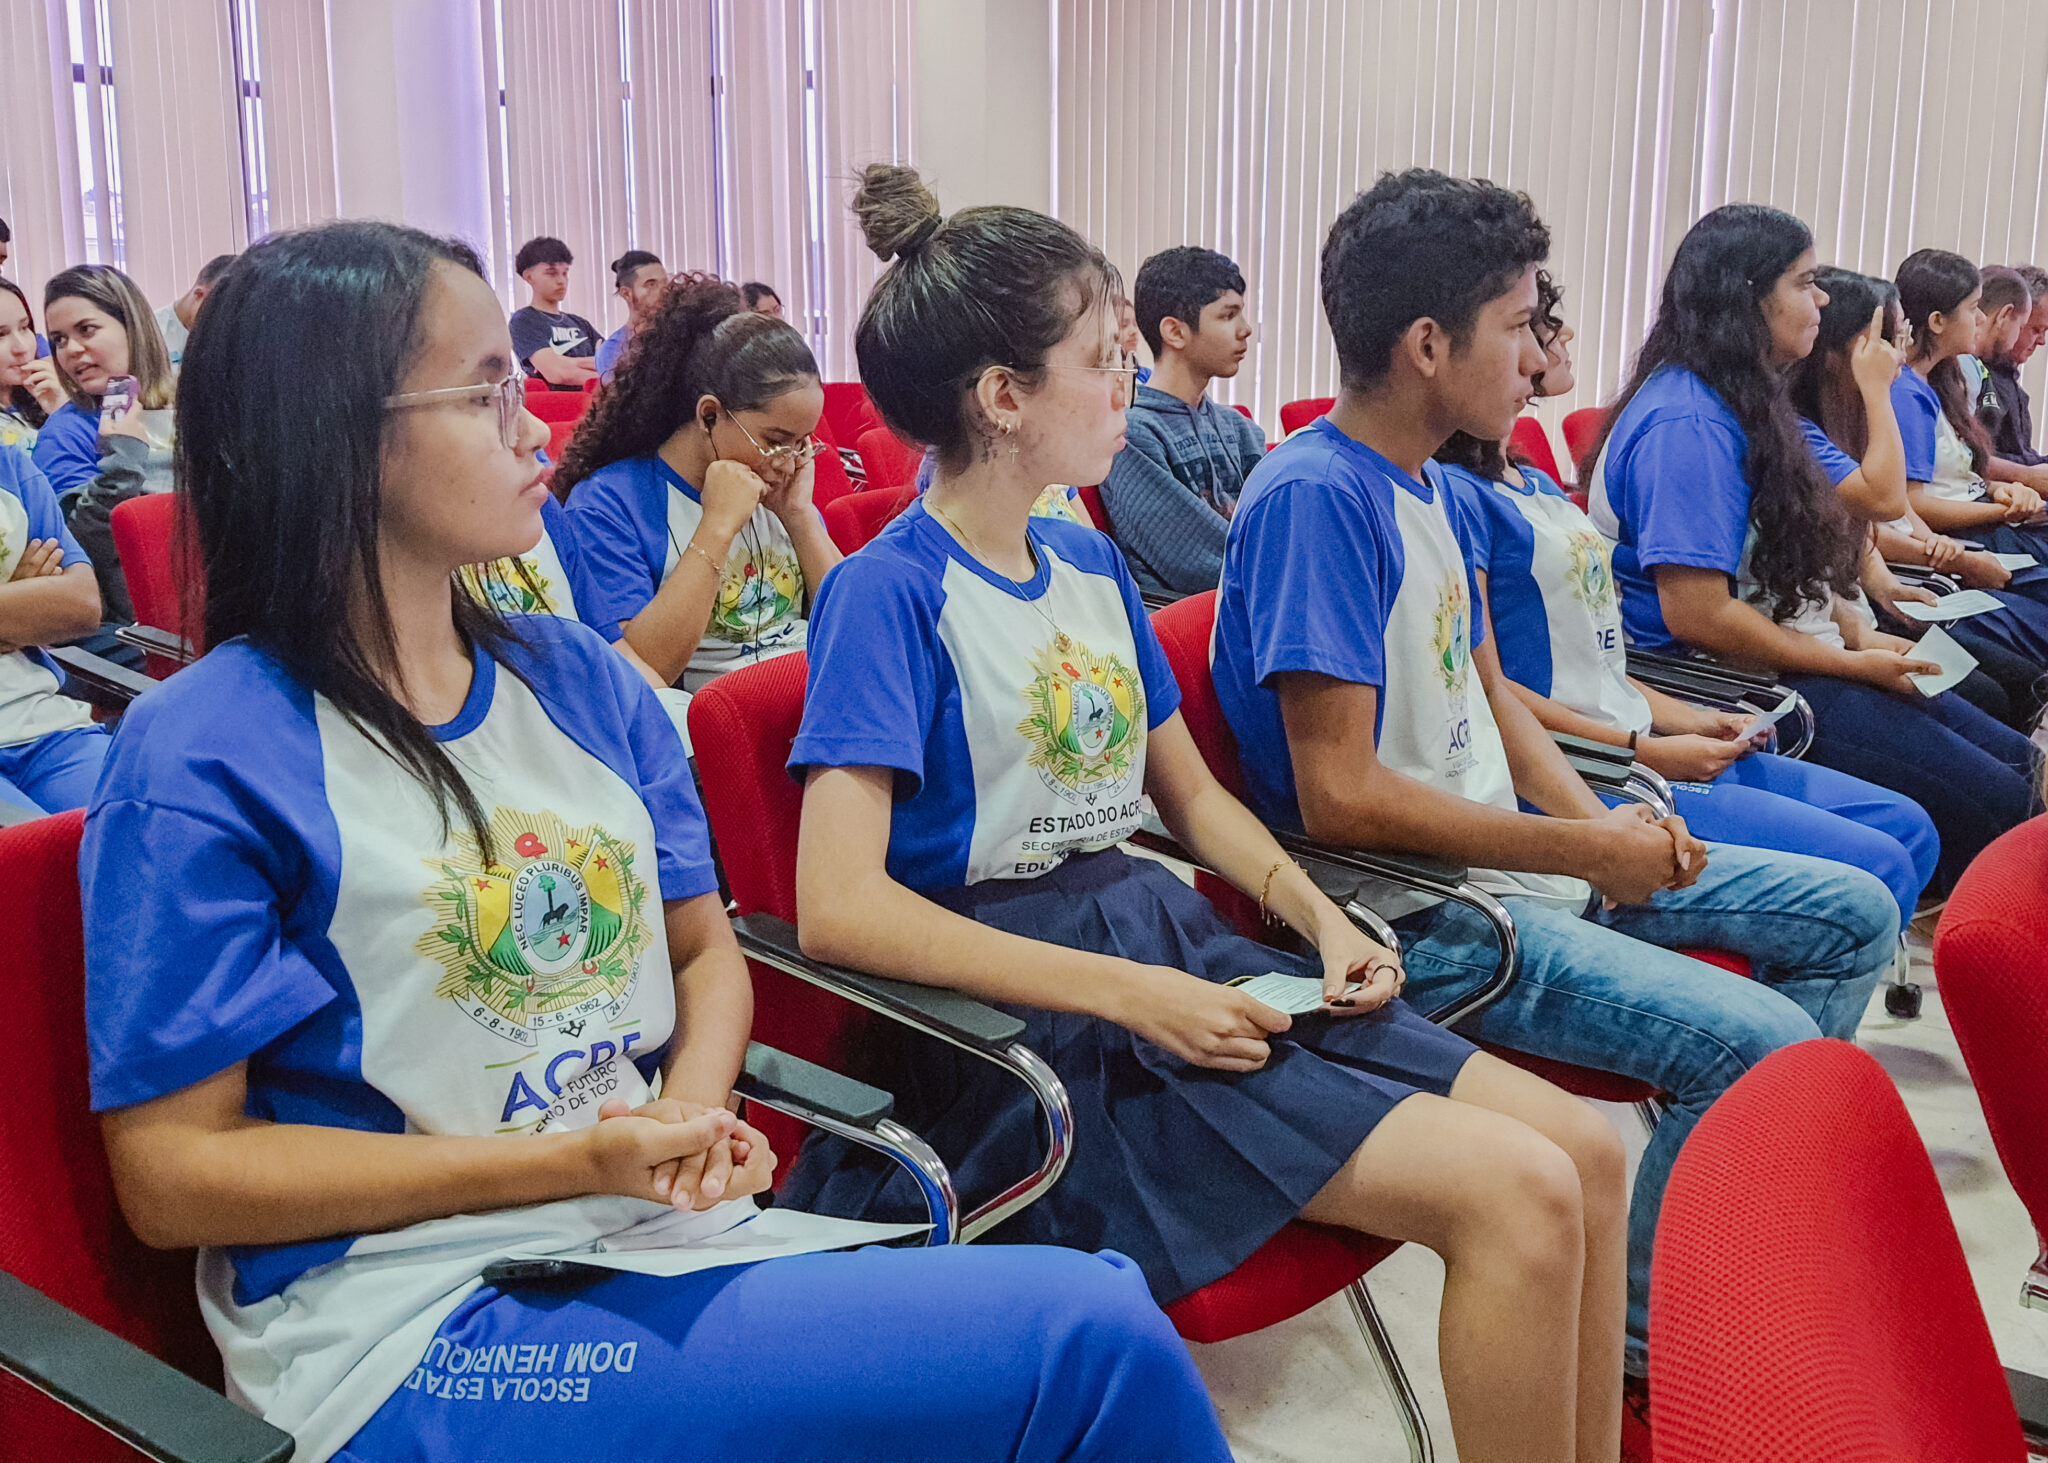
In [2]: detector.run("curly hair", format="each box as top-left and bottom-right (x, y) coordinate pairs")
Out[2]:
(1896, 247), (1995, 473)
(1322, 169), (1549, 389)
(1587, 204), (1860, 623)
(553, 271), (818, 498)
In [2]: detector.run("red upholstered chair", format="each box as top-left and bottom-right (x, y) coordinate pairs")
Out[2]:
(523, 385), (590, 424)
(821, 382), (880, 446)
(0, 811), (294, 1462)
(1560, 406), (1607, 476)
(822, 484), (918, 555)
(546, 416), (578, 468)
(1650, 1040), (2025, 1462)
(1074, 483), (1108, 536)
(1934, 814), (2048, 1309)
(110, 493), (201, 679)
(855, 426), (922, 490)
(1279, 396), (1335, 435)
(1508, 415), (1565, 483)
(689, 653), (1441, 1462)
(806, 433), (857, 511)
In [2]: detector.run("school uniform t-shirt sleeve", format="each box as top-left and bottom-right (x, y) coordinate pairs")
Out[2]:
(1232, 477), (1397, 691)
(788, 553), (938, 789)
(29, 400), (100, 499)
(1439, 467), (1497, 575)
(564, 463), (664, 642)
(1621, 415), (1749, 577)
(2, 445), (90, 566)
(1894, 373), (1939, 483)
(1799, 418), (1859, 487)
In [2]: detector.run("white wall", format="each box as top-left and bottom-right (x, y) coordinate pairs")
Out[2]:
(914, 0), (1052, 213)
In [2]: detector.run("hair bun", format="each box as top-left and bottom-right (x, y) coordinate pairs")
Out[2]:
(853, 164), (943, 262)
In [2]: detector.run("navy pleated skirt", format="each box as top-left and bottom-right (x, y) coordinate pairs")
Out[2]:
(775, 848), (1477, 1304)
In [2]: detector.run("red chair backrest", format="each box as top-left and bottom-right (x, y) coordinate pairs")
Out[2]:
(822, 485), (917, 555)
(1935, 814), (2048, 1244)
(1074, 483), (1109, 537)
(1147, 592), (1243, 798)
(524, 386), (590, 424)
(110, 494), (202, 678)
(1508, 416), (1564, 482)
(1561, 407), (1607, 476)
(0, 812), (222, 1460)
(546, 417), (578, 466)
(808, 436), (856, 511)
(1650, 1041), (2023, 1462)
(855, 426), (921, 490)
(688, 656), (871, 1164)
(821, 382), (879, 446)
(1279, 396), (1334, 435)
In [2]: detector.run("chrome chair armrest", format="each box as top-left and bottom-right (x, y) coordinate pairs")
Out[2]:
(114, 624), (198, 667)
(1625, 651), (1814, 760)
(732, 1041), (957, 1244)
(0, 1271), (294, 1463)
(732, 914), (1073, 1243)
(1887, 561), (1964, 597)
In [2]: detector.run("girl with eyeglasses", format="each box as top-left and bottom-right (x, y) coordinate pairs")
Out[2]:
(81, 219), (1231, 1463)
(558, 275), (840, 731)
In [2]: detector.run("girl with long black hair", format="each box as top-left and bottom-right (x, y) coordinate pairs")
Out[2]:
(79, 219), (1232, 1463)
(1588, 205), (2035, 888)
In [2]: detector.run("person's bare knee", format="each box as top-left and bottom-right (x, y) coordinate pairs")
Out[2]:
(1449, 1131), (1584, 1285)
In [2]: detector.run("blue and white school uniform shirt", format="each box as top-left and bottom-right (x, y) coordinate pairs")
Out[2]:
(1589, 366), (1843, 652)
(84, 618), (725, 1462)
(1895, 369), (1988, 502)
(566, 454), (807, 691)
(1212, 421), (1587, 910)
(461, 491), (595, 623)
(789, 501), (1177, 892)
(1440, 460), (1652, 737)
(0, 446), (96, 747)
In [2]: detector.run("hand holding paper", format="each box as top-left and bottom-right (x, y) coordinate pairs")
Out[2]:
(1892, 589), (2005, 622)
(1906, 625), (1978, 696)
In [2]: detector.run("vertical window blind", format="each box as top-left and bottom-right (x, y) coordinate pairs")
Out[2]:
(1055, 0), (2048, 451)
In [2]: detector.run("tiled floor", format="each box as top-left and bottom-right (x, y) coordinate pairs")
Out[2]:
(1189, 934), (2048, 1461)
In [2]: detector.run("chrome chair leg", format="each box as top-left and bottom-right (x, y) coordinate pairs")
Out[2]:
(1345, 1275), (1435, 1463)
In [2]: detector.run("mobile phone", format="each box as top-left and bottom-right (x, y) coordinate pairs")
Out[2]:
(479, 1257), (599, 1288)
(99, 374), (139, 432)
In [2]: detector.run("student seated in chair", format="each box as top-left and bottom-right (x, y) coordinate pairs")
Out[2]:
(0, 442), (106, 814)
(81, 218), (1230, 1463)
(785, 163), (1630, 1463)
(1098, 247), (1265, 598)
(1210, 172), (1899, 1406)
(1433, 270), (1936, 927)
(509, 235), (601, 391)
(594, 249), (666, 383)
(1987, 262), (2048, 465)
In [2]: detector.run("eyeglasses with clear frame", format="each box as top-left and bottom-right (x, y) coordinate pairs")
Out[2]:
(998, 357), (1141, 407)
(383, 373), (529, 450)
(726, 412), (823, 469)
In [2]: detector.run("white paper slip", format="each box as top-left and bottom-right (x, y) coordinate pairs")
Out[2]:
(1735, 690), (1800, 742)
(1893, 589), (2005, 622)
(1228, 971), (1338, 1015)
(1993, 553), (2038, 570)
(501, 1208), (931, 1279)
(1908, 625), (1979, 697)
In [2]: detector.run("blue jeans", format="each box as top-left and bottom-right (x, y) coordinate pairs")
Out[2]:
(1782, 673), (2036, 888)
(337, 1246), (1230, 1463)
(0, 724), (109, 815)
(1393, 843), (1898, 1372)
(1664, 752), (1938, 921)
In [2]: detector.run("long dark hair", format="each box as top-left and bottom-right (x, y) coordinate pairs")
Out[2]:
(1436, 269), (1568, 481)
(43, 263), (176, 410)
(554, 272), (817, 497)
(1896, 247), (1994, 472)
(0, 277), (47, 427)
(177, 220), (523, 850)
(1588, 204), (1860, 621)
(850, 164), (1113, 470)
(1786, 266), (1899, 458)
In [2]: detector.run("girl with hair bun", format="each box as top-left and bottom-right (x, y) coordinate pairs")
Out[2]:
(784, 164), (1627, 1463)
(562, 273), (839, 734)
